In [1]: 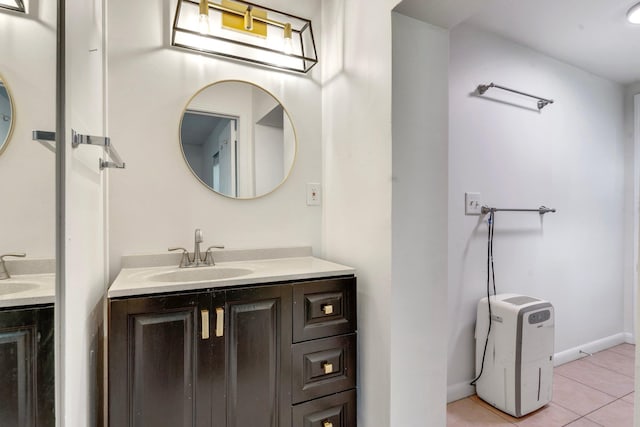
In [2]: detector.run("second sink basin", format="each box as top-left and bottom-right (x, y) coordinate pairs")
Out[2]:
(0, 282), (40, 296)
(149, 267), (253, 283)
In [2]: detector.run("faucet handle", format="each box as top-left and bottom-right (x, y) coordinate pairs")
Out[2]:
(0, 253), (26, 280)
(168, 247), (191, 268)
(203, 246), (225, 266)
(0, 253), (26, 262)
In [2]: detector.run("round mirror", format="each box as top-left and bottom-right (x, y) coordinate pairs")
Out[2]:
(180, 80), (297, 199)
(0, 74), (15, 156)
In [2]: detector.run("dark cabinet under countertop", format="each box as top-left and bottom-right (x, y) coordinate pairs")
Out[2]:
(109, 292), (213, 427)
(108, 275), (356, 427)
(0, 304), (54, 427)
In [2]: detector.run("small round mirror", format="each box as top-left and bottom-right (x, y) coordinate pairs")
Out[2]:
(0, 74), (15, 156)
(180, 80), (297, 199)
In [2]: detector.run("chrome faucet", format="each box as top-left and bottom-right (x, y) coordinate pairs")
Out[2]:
(0, 253), (26, 280)
(193, 229), (204, 266)
(169, 229), (224, 268)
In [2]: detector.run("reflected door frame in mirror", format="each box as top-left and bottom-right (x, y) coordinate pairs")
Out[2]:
(0, 0), (25, 13)
(179, 79), (297, 200)
(0, 73), (16, 157)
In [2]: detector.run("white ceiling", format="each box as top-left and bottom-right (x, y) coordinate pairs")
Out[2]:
(394, 0), (640, 85)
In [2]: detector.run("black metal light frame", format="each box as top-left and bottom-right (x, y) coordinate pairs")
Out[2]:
(171, 0), (318, 74)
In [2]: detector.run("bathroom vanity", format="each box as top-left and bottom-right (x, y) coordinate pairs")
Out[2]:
(0, 304), (54, 426)
(0, 272), (55, 426)
(108, 251), (357, 427)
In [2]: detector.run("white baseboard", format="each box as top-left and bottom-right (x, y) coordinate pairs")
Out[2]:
(553, 333), (627, 366)
(447, 332), (628, 403)
(624, 331), (635, 344)
(447, 381), (475, 403)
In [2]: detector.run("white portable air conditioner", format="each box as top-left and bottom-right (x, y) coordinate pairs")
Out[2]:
(474, 293), (554, 417)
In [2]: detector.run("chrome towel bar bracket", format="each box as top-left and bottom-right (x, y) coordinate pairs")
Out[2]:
(32, 130), (57, 153)
(477, 82), (554, 110)
(71, 129), (125, 169)
(481, 206), (556, 215)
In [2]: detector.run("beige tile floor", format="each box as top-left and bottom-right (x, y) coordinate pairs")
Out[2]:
(448, 344), (636, 427)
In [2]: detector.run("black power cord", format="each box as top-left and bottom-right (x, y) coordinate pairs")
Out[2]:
(470, 210), (496, 386)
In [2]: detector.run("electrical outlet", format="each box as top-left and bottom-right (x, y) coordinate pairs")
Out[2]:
(307, 183), (321, 206)
(465, 192), (482, 215)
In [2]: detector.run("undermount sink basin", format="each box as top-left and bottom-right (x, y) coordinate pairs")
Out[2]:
(0, 282), (40, 296)
(150, 267), (253, 283)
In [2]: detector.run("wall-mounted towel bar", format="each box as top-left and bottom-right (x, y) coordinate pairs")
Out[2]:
(72, 129), (125, 169)
(481, 206), (556, 215)
(477, 83), (554, 110)
(32, 130), (56, 153)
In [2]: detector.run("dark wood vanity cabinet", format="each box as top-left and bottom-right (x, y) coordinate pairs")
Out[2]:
(108, 276), (356, 427)
(222, 285), (292, 427)
(291, 278), (357, 427)
(109, 292), (214, 427)
(0, 304), (55, 427)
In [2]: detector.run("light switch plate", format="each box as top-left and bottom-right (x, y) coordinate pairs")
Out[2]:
(465, 192), (482, 215)
(307, 183), (321, 206)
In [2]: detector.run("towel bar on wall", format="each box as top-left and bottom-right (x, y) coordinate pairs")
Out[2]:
(481, 206), (556, 215)
(71, 129), (125, 169)
(477, 82), (554, 110)
(32, 130), (56, 153)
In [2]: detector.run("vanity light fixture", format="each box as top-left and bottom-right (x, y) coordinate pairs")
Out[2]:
(172, 0), (318, 73)
(628, 2), (640, 24)
(0, 0), (25, 13)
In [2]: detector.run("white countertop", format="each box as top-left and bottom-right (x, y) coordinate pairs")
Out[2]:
(108, 256), (356, 298)
(0, 273), (55, 309)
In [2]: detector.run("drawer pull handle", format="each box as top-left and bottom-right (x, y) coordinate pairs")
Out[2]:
(323, 421), (333, 427)
(323, 362), (334, 374)
(215, 307), (224, 337)
(201, 310), (210, 340)
(322, 304), (334, 315)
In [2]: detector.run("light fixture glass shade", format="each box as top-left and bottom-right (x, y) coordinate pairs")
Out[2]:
(0, 0), (25, 13)
(629, 3), (640, 24)
(171, 0), (318, 73)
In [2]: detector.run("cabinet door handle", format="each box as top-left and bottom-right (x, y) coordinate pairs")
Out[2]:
(323, 362), (334, 374)
(215, 307), (224, 337)
(322, 304), (334, 315)
(323, 421), (333, 427)
(201, 310), (210, 339)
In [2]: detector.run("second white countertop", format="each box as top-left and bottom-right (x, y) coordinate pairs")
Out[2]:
(108, 256), (355, 298)
(0, 273), (55, 308)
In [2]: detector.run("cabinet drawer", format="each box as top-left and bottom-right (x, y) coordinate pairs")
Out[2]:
(292, 389), (356, 427)
(292, 334), (356, 404)
(293, 277), (356, 342)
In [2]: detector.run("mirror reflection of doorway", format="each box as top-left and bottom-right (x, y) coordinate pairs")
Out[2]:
(181, 110), (238, 197)
(212, 152), (220, 191)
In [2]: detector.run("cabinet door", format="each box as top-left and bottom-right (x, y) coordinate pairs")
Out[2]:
(109, 293), (212, 427)
(221, 285), (292, 427)
(0, 305), (54, 427)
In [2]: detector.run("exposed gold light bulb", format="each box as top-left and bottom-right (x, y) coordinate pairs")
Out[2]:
(199, 0), (210, 34)
(283, 23), (293, 54)
(283, 22), (292, 39)
(244, 6), (253, 31)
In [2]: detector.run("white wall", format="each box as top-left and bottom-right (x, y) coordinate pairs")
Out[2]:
(0, 5), (56, 258)
(321, 0), (398, 425)
(625, 81), (640, 342)
(254, 124), (284, 195)
(448, 24), (626, 399)
(391, 12), (449, 427)
(63, 0), (107, 425)
(633, 90), (640, 427)
(107, 0), (323, 280)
